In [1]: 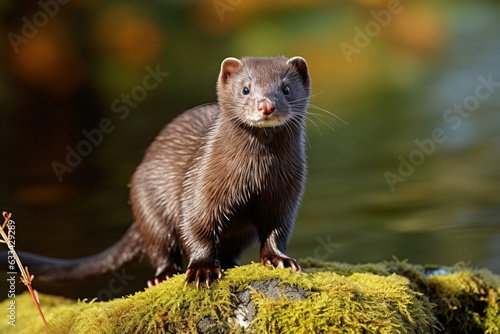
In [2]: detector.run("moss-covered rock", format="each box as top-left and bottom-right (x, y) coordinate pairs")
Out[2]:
(0, 260), (499, 333)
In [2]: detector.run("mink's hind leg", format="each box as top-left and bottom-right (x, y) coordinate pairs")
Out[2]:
(143, 221), (183, 287)
(147, 248), (182, 287)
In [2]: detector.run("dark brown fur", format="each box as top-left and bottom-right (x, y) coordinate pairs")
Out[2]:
(16, 56), (311, 288)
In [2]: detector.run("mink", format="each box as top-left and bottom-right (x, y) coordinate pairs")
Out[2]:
(16, 56), (311, 289)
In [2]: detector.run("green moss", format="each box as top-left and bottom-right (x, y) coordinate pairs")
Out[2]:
(427, 270), (500, 333)
(0, 261), (498, 333)
(301, 258), (500, 334)
(251, 272), (435, 333)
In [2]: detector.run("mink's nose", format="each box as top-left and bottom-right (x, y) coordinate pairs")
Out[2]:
(258, 100), (275, 115)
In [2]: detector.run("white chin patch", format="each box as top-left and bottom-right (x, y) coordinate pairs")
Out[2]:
(246, 115), (287, 128)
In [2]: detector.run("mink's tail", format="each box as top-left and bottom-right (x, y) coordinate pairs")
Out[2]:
(4, 224), (143, 282)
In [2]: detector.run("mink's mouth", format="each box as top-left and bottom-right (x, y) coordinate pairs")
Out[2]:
(245, 113), (288, 128)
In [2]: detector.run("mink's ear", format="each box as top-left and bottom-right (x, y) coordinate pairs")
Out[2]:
(287, 56), (310, 88)
(218, 57), (243, 87)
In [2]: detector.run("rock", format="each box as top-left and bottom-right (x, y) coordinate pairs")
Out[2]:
(1, 260), (499, 333)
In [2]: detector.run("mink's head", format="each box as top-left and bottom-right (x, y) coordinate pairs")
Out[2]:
(216, 56), (310, 128)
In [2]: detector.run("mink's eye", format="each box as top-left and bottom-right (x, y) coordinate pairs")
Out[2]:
(242, 87), (250, 95)
(283, 85), (291, 95)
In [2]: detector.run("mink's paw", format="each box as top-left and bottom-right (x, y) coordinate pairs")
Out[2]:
(147, 264), (182, 287)
(261, 255), (301, 272)
(185, 265), (223, 289)
(147, 274), (173, 288)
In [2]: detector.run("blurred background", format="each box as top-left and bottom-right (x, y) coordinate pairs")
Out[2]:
(1, 0), (499, 299)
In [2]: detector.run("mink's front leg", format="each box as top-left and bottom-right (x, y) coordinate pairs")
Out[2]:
(185, 259), (222, 289)
(183, 231), (223, 289)
(260, 230), (300, 271)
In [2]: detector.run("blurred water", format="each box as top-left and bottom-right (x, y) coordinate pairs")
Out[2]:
(279, 2), (500, 272)
(1, 1), (500, 300)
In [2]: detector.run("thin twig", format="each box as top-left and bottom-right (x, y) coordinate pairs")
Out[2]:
(1, 211), (50, 332)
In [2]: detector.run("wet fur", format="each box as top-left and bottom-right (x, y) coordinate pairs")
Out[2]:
(16, 56), (311, 288)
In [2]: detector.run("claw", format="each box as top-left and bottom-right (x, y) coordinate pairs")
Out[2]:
(195, 270), (201, 289)
(290, 259), (301, 271)
(185, 265), (222, 288)
(261, 255), (300, 272)
(147, 274), (174, 288)
(147, 278), (160, 288)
